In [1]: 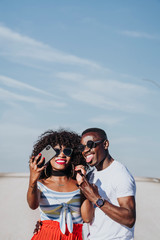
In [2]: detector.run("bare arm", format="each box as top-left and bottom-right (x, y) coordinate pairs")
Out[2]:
(78, 178), (136, 228)
(27, 155), (46, 210)
(75, 166), (94, 223)
(100, 195), (135, 228)
(80, 192), (94, 223)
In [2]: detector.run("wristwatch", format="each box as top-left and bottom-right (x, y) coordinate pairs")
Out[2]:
(95, 197), (105, 208)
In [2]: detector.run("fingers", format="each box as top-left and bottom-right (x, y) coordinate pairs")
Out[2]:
(38, 165), (47, 172)
(33, 220), (42, 235)
(33, 163), (46, 173)
(78, 180), (100, 202)
(29, 154), (40, 166)
(75, 165), (86, 176)
(29, 154), (46, 179)
(75, 165), (85, 170)
(37, 155), (46, 167)
(30, 154), (45, 169)
(76, 172), (84, 185)
(34, 154), (42, 165)
(75, 165), (86, 185)
(29, 156), (35, 165)
(33, 228), (38, 235)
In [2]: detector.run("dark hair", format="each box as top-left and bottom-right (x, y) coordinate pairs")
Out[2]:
(82, 128), (108, 140)
(30, 129), (86, 179)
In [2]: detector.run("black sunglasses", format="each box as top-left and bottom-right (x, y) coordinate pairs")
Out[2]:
(78, 140), (104, 152)
(54, 148), (73, 157)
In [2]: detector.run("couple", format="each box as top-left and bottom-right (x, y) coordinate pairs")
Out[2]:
(27, 128), (136, 240)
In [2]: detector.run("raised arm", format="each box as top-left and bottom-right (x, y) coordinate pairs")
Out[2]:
(78, 178), (136, 228)
(75, 166), (94, 223)
(27, 155), (45, 210)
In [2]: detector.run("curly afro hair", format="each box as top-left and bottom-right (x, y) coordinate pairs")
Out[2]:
(30, 129), (86, 179)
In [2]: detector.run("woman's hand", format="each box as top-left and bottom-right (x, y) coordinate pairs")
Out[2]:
(29, 154), (46, 183)
(75, 165), (86, 186)
(27, 154), (45, 210)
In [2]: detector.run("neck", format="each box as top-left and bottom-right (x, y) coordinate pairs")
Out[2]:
(49, 174), (70, 186)
(96, 154), (113, 171)
(51, 169), (67, 176)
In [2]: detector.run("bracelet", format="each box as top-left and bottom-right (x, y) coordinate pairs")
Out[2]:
(76, 181), (84, 187)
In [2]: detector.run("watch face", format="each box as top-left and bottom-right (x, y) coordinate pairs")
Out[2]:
(96, 198), (104, 207)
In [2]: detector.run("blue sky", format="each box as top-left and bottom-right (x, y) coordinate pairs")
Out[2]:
(0, 0), (160, 177)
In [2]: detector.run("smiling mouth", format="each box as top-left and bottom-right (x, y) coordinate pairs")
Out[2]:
(86, 154), (94, 163)
(55, 159), (66, 165)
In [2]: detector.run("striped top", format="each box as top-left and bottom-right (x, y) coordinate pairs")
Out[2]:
(37, 181), (83, 234)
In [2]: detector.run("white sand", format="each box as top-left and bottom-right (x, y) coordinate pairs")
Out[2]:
(0, 173), (160, 240)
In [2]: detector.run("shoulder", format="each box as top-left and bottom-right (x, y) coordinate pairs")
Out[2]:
(111, 161), (135, 185)
(37, 180), (45, 192)
(111, 161), (134, 178)
(112, 161), (136, 197)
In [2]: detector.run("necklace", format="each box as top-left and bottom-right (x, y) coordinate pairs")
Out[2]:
(53, 179), (68, 187)
(51, 169), (67, 176)
(50, 173), (70, 187)
(57, 183), (65, 186)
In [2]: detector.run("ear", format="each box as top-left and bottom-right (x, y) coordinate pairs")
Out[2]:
(104, 140), (109, 150)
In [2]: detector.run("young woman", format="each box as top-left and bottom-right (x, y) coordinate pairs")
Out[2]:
(27, 129), (93, 240)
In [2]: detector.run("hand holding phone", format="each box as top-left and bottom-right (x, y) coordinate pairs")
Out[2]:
(37, 145), (56, 167)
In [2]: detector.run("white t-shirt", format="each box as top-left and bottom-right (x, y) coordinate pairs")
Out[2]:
(87, 160), (136, 240)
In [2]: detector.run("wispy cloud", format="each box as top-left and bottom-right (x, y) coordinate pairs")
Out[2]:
(55, 72), (85, 82)
(120, 30), (159, 40)
(0, 75), (58, 97)
(0, 24), (104, 70)
(85, 79), (148, 94)
(0, 87), (66, 107)
(69, 89), (141, 113)
(58, 76), (149, 113)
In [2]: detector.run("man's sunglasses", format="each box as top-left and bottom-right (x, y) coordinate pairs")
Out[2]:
(78, 140), (104, 152)
(54, 148), (73, 157)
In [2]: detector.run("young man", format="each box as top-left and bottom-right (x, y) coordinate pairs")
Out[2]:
(76, 128), (136, 240)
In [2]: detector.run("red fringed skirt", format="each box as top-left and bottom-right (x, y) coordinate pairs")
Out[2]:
(31, 220), (83, 240)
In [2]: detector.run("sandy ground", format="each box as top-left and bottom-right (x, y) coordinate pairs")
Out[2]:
(0, 173), (160, 240)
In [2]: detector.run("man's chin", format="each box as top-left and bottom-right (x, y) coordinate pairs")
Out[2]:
(88, 160), (96, 167)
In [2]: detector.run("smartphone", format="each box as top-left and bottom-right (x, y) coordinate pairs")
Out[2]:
(37, 145), (56, 167)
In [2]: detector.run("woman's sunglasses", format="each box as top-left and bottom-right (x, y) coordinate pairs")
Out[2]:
(54, 148), (73, 157)
(78, 140), (104, 152)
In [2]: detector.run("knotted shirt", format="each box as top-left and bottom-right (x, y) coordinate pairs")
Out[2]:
(37, 181), (83, 234)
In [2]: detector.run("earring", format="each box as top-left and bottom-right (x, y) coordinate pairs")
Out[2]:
(71, 163), (75, 178)
(44, 167), (49, 178)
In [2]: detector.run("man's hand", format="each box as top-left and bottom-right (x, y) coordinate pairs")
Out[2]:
(79, 179), (136, 228)
(78, 178), (100, 204)
(75, 165), (86, 186)
(33, 220), (42, 235)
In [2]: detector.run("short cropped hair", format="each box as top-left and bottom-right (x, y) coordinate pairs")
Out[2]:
(82, 128), (108, 140)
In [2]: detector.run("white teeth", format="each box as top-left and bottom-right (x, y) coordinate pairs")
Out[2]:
(56, 160), (65, 163)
